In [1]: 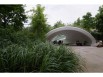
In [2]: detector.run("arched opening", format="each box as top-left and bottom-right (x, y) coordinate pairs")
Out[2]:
(51, 34), (66, 45)
(46, 26), (96, 46)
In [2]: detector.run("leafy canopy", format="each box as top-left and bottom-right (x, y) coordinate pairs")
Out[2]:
(82, 12), (95, 32)
(0, 5), (27, 31)
(30, 4), (49, 41)
(95, 5), (103, 34)
(53, 20), (65, 29)
(73, 12), (95, 32)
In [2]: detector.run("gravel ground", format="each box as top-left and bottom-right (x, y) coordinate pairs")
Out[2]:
(71, 46), (103, 72)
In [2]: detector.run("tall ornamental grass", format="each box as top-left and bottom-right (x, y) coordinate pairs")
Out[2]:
(0, 41), (84, 72)
(0, 28), (85, 72)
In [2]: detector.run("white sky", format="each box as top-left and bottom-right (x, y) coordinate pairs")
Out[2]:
(25, 4), (101, 27)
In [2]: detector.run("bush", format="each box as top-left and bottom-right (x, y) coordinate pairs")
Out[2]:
(0, 28), (14, 48)
(0, 27), (35, 48)
(0, 41), (84, 72)
(0, 27), (84, 72)
(91, 31), (103, 41)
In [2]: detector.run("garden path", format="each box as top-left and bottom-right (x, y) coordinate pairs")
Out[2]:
(71, 46), (103, 72)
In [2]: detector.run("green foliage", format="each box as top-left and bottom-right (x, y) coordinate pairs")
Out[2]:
(73, 18), (82, 28)
(73, 5), (103, 40)
(46, 24), (53, 32)
(0, 5), (27, 31)
(0, 28), (15, 48)
(73, 12), (95, 32)
(82, 12), (95, 32)
(0, 4), (85, 72)
(0, 27), (84, 72)
(30, 4), (49, 41)
(0, 40), (84, 72)
(0, 27), (34, 49)
(91, 31), (103, 41)
(53, 20), (65, 29)
(95, 5), (103, 34)
(73, 5), (103, 39)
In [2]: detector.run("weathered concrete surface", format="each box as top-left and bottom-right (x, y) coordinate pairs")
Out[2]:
(71, 46), (103, 72)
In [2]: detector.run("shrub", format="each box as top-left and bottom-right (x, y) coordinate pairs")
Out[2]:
(0, 41), (84, 72)
(0, 27), (35, 48)
(0, 27), (84, 72)
(0, 28), (14, 48)
(91, 32), (103, 41)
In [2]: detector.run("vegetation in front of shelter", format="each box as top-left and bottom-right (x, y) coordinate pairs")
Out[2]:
(0, 4), (84, 72)
(0, 39), (84, 72)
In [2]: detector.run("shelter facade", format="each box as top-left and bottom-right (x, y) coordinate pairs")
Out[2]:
(46, 26), (96, 46)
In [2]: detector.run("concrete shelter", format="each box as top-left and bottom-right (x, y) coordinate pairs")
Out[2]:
(46, 26), (96, 46)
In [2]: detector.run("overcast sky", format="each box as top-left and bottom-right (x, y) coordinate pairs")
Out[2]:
(25, 4), (101, 27)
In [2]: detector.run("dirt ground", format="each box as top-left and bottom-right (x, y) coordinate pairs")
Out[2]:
(71, 46), (103, 72)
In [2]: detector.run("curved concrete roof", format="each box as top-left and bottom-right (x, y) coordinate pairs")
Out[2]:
(46, 26), (96, 46)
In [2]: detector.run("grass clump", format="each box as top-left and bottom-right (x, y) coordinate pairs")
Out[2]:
(0, 28), (84, 72)
(0, 41), (84, 72)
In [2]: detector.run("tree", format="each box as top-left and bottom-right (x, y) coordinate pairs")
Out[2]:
(81, 12), (95, 32)
(0, 5), (27, 31)
(46, 24), (53, 32)
(73, 18), (82, 28)
(73, 12), (95, 32)
(30, 4), (48, 41)
(53, 20), (65, 29)
(95, 5), (103, 34)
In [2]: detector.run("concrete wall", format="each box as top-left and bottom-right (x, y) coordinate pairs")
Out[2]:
(46, 26), (96, 46)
